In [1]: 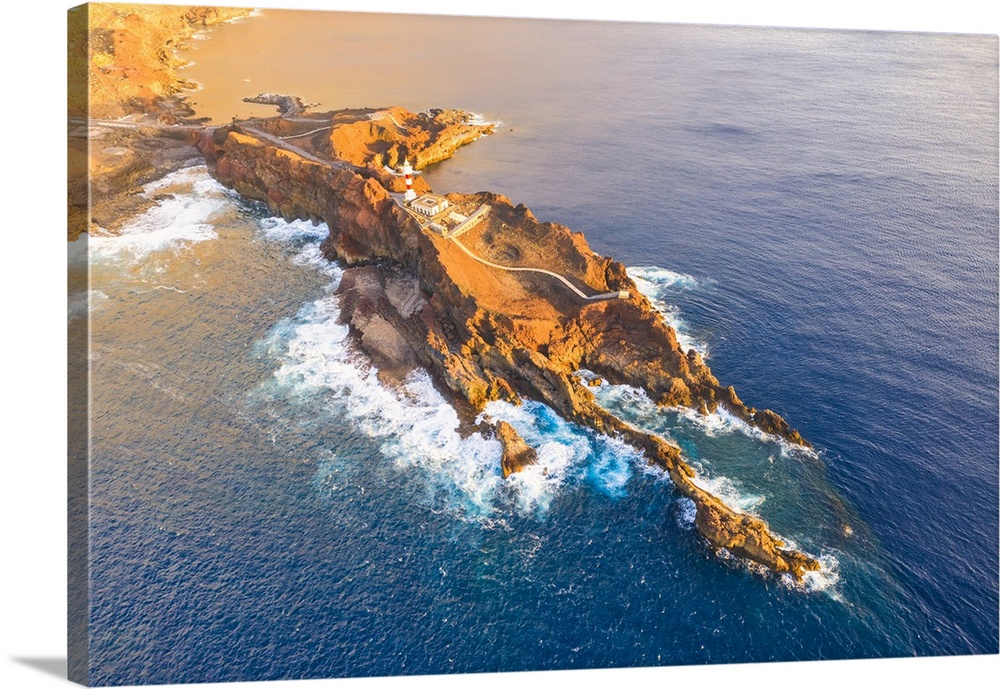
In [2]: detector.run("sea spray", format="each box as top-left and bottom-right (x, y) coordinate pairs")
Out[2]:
(675, 404), (820, 461)
(257, 294), (647, 523)
(483, 400), (642, 511)
(89, 166), (229, 261)
(250, 215), (652, 522)
(583, 371), (842, 589)
(244, 196), (839, 590)
(468, 114), (504, 128)
(585, 371), (818, 460)
(627, 265), (708, 357)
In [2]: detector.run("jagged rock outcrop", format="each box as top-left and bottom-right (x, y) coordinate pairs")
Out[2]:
(495, 421), (539, 477)
(334, 267), (422, 384)
(329, 106), (494, 170)
(243, 93), (318, 117)
(195, 115), (821, 581)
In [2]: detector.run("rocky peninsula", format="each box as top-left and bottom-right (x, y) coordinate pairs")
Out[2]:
(191, 104), (821, 580)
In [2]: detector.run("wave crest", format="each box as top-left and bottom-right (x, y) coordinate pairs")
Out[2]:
(627, 265), (707, 357)
(89, 166), (228, 261)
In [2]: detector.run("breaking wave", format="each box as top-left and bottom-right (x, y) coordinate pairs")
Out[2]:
(248, 213), (835, 591)
(626, 265), (707, 356)
(581, 374), (770, 510)
(253, 221), (643, 523)
(255, 278), (502, 523)
(586, 373), (816, 460)
(674, 404), (819, 460)
(89, 166), (228, 261)
(689, 472), (766, 515)
(256, 215), (329, 244)
(675, 496), (697, 529)
(483, 400), (642, 513)
(781, 553), (842, 596)
(466, 111), (504, 128)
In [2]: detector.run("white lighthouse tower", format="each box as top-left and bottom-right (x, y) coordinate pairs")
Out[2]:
(401, 159), (417, 203)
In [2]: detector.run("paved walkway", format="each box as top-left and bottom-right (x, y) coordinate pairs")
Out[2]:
(450, 237), (627, 302)
(276, 125), (331, 140)
(368, 110), (409, 131)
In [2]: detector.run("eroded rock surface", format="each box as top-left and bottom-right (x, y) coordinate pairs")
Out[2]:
(495, 421), (539, 478)
(243, 93), (319, 117)
(329, 106), (495, 170)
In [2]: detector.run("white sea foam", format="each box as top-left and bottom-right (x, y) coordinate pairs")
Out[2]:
(581, 376), (671, 437)
(716, 541), (841, 596)
(676, 496), (697, 529)
(260, 286), (505, 522)
(466, 112), (504, 128)
(252, 215), (336, 278)
(585, 374), (831, 582)
(627, 266), (699, 291)
(253, 213), (828, 587)
(483, 399), (641, 510)
(257, 267), (518, 522)
(591, 376), (818, 461)
(256, 216), (328, 244)
(678, 404), (748, 437)
(89, 166), (227, 261)
(689, 471), (766, 515)
(225, 9), (263, 23)
(258, 251), (648, 522)
(626, 265), (707, 357)
(675, 404), (818, 460)
(780, 552), (842, 597)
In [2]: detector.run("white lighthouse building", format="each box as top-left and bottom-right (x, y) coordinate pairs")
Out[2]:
(401, 159), (417, 202)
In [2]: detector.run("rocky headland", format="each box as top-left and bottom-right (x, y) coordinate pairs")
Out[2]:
(69, 5), (821, 581)
(192, 105), (822, 580)
(328, 106), (495, 170)
(69, 0), (819, 578)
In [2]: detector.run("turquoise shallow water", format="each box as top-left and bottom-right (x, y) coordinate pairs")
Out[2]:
(79, 13), (997, 685)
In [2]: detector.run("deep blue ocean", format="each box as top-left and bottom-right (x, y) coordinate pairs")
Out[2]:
(75, 13), (998, 685)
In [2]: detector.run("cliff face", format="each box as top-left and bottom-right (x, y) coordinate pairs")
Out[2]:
(196, 120), (820, 580)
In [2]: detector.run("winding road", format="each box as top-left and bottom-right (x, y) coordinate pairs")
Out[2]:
(368, 110), (409, 131)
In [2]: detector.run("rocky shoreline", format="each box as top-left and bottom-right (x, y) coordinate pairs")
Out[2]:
(192, 106), (822, 580)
